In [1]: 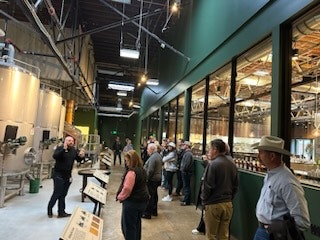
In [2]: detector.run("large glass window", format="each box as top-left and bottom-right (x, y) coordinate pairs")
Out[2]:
(177, 94), (184, 141)
(190, 80), (206, 157)
(162, 104), (170, 139)
(206, 65), (231, 145)
(149, 110), (159, 139)
(234, 38), (272, 155)
(168, 99), (177, 141)
(291, 9), (320, 165)
(141, 117), (148, 146)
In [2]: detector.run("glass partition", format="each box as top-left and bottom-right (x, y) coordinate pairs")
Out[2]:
(206, 64), (231, 145)
(177, 94), (184, 141)
(141, 117), (148, 146)
(168, 99), (177, 141)
(190, 79), (206, 157)
(149, 110), (159, 139)
(290, 9), (320, 169)
(233, 38), (272, 168)
(162, 104), (170, 139)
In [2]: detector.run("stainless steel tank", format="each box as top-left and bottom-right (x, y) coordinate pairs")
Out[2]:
(0, 64), (40, 173)
(33, 88), (62, 165)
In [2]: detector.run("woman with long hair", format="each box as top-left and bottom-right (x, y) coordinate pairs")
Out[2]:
(116, 150), (150, 240)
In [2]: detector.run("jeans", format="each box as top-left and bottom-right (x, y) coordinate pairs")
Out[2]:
(121, 200), (147, 240)
(114, 151), (122, 165)
(182, 172), (192, 204)
(175, 170), (183, 194)
(47, 174), (71, 214)
(166, 171), (175, 195)
(253, 227), (271, 240)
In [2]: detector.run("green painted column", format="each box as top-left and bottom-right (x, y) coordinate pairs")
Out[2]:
(158, 106), (164, 141)
(183, 88), (192, 140)
(271, 24), (292, 166)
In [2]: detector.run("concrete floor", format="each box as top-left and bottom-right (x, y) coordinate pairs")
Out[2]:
(0, 161), (209, 240)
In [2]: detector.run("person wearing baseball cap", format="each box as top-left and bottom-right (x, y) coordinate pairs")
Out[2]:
(253, 136), (310, 240)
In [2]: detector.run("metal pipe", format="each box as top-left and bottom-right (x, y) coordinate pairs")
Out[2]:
(56, 8), (163, 44)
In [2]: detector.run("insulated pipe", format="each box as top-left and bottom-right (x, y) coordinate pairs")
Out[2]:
(0, 43), (15, 63)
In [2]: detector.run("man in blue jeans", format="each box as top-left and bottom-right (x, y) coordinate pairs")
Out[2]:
(180, 141), (194, 206)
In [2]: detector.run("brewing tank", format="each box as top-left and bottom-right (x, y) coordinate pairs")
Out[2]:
(0, 64), (40, 173)
(33, 88), (62, 164)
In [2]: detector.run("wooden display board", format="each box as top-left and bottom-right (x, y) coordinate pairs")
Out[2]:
(59, 206), (103, 240)
(93, 170), (109, 185)
(83, 181), (107, 204)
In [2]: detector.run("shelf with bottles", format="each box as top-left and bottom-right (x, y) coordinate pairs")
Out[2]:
(233, 152), (266, 173)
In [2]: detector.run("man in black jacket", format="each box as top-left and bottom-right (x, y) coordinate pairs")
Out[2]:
(113, 136), (123, 165)
(201, 139), (238, 240)
(47, 136), (84, 218)
(180, 141), (194, 206)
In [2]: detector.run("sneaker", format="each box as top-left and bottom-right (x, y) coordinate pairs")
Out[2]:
(161, 195), (173, 202)
(192, 229), (204, 235)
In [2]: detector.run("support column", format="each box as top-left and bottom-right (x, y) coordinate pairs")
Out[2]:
(183, 88), (192, 141)
(271, 24), (292, 167)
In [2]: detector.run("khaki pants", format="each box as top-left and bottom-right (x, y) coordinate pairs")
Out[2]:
(204, 202), (233, 240)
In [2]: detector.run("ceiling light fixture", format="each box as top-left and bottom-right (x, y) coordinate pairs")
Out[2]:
(117, 91), (127, 96)
(112, 0), (131, 4)
(97, 69), (124, 76)
(141, 74), (147, 83)
(108, 82), (135, 91)
(120, 48), (140, 59)
(133, 104), (141, 109)
(146, 78), (159, 86)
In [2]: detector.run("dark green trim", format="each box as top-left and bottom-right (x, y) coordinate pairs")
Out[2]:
(228, 58), (237, 155)
(271, 24), (292, 167)
(183, 88), (192, 140)
(202, 76), (209, 154)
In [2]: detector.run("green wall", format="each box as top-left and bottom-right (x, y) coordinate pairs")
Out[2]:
(74, 108), (97, 134)
(139, 0), (313, 119)
(192, 166), (320, 239)
(98, 115), (138, 149)
(231, 171), (319, 239)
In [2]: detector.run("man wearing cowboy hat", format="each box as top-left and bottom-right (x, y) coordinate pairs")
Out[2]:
(252, 136), (310, 240)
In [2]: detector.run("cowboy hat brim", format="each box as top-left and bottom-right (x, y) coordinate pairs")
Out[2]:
(253, 145), (292, 156)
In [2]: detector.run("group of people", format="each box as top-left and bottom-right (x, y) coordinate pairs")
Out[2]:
(47, 134), (311, 240)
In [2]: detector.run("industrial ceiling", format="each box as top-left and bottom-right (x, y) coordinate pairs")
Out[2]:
(0, 0), (184, 116)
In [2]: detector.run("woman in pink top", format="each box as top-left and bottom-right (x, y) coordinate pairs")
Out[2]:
(116, 150), (150, 240)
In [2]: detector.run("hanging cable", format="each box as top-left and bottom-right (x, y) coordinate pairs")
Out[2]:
(120, 3), (125, 48)
(136, 0), (143, 50)
(144, 20), (149, 75)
